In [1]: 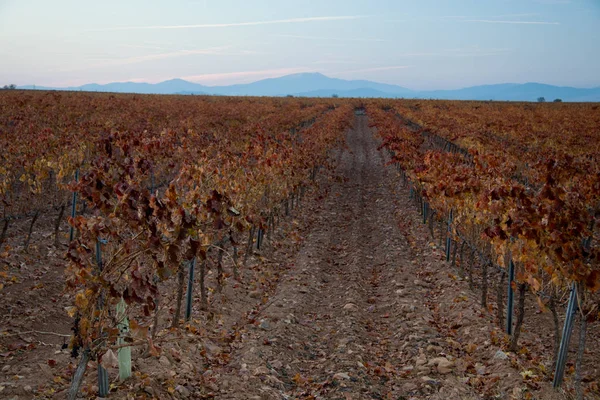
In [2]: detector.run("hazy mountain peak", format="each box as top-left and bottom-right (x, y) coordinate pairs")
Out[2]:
(288, 72), (327, 78)
(16, 73), (600, 101)
(162, 78), (189, 83)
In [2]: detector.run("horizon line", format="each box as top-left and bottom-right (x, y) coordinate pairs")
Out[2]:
(15, 73), (600, 92)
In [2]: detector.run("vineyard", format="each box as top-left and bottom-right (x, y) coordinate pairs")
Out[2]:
(0, 91), (598, 399)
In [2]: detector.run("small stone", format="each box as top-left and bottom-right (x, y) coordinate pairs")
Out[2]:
(158, 356), (170, 366)
(427, 357), (454, 374)
(203, 341), (222, 357)
(264, 375), (284, 388)
(259, 320), (270, 331)
(249, 290), (262, 299)
(37, 363), (53, 379)
(402, 382), (418, 392)
(493, 350), (508, 361)
(415, 354), (427, 366)
(475, 363), (486, 376)
(437, 359), (453, 374)
(2, 365), (10, 372)
(23, 385), (32, 393)
(283, 314), (297, 324)
(253, 366), (270, 376)
(143, 386), (154, 395)
(180, 362), (193, 374)
(420, 375), (440, 385)
(426, 345), (442, 354)
(175, 384), (190, 398)
(343, 303), (358, 311)
(333, 372), (351, 380)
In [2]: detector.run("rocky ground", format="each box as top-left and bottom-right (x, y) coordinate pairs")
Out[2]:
(1, 115), (597, 399)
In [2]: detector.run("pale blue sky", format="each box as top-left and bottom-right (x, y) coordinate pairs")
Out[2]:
(0, 0), (598, 89)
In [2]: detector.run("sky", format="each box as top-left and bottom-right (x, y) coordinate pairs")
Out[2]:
(0, 0), (599, 90)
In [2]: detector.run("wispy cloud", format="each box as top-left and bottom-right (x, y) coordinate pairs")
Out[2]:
(331, 66), (411, 75)
(386, 48), (513, 58)
(118, 44), (167, 51)
(385, 14), (558, 25)
(533, 0), (571, 4)
(277, 34), (385, 42)
(463, 19), (559, 25)
(311, 60), (362, 65)
(442, 47), (513, 56)
(182, 67), (316, 85)
(91, 47), (233, 66)
(439, 13), (539, 19)
(57, 46), (259, 72)
(90, 16), (366, 31)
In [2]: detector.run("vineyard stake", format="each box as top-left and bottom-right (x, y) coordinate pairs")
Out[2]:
(185, 258), (196, 321)
(506, 259), (515, 335)
(98, 361), (109, 397)
(69, 169), (79, 242)
(256, 228), (263, 250)
(553, 284), (578, 388)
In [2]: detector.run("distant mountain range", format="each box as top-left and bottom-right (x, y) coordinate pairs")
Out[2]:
(18, 73), (600, 102)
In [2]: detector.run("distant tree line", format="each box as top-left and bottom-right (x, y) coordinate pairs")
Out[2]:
(2, 84), (17, 90)
(538, 97), (563, 103)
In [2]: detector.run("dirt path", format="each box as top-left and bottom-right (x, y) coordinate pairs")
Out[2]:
(0, 115), (576, 399)
(212, 116), (487, 399)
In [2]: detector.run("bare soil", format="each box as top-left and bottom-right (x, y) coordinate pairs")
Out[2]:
(0, 115), (598, 399)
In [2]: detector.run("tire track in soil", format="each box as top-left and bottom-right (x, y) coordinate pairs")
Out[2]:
(214, 116), (481, 399)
